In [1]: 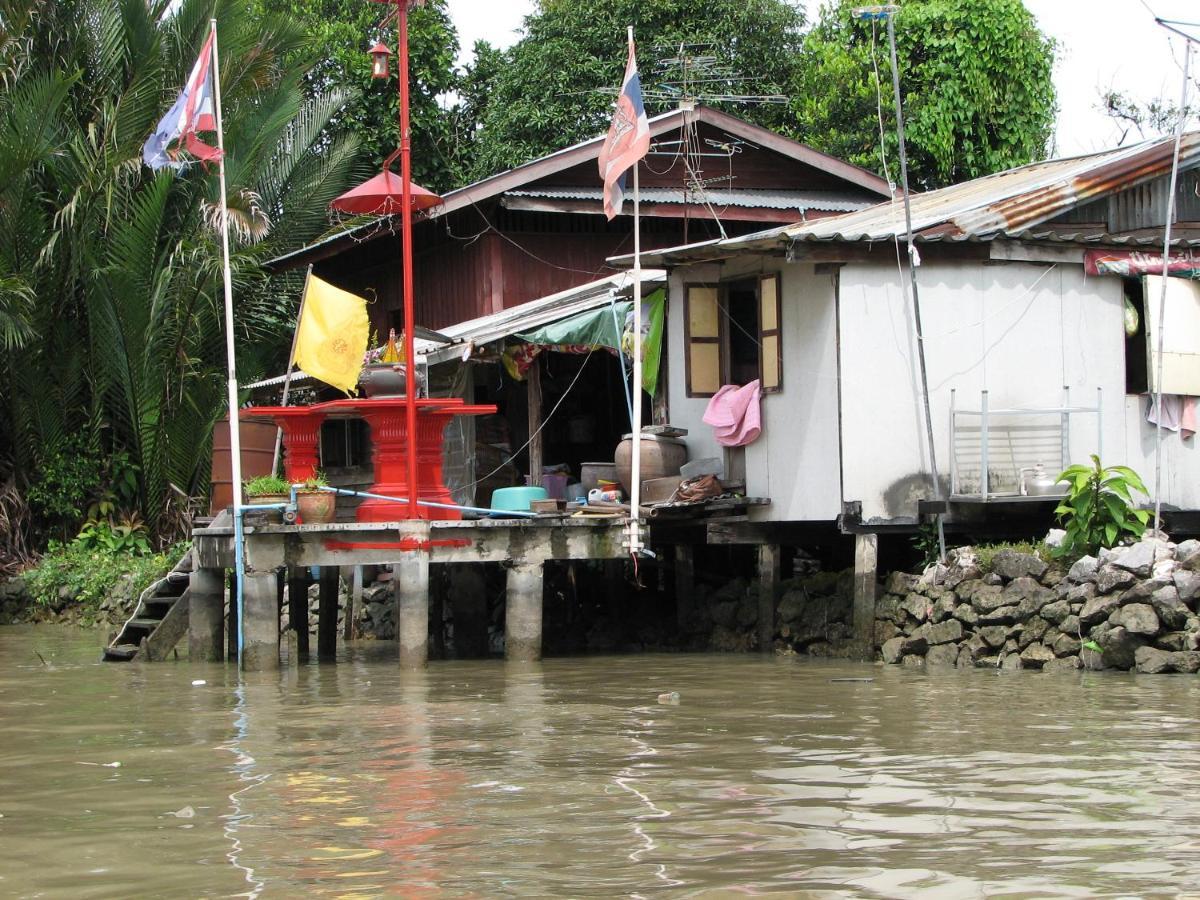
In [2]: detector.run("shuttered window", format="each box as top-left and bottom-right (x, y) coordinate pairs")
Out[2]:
(685, 285), (721, 397)
(759, 274), (782, 392)
(1143, 275), (1200, 394)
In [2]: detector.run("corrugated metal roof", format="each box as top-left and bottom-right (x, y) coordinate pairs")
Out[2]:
(246, 270), (665, 389)
(504, 187), (874, 212)
(617, 133), (1200, 266)
(417, 269), (665, 366)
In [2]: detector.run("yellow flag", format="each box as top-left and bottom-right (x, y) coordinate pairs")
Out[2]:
(293, 274), (369, 394)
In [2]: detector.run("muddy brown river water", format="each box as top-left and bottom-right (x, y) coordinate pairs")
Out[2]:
(2, 625), (1199, 898)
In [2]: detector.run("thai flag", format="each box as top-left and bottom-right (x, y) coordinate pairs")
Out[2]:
(598, 36), (650, 220)
(143, 28), (223, 170)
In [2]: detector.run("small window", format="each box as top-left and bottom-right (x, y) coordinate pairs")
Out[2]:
(685, 284), (721, 397)
(726, 278), (760, 387)
(759, 274), (782, 392)
(320, 419), (369, 469)
(1143, 274), (1200, 394)
(1124, 278), (1147, 394)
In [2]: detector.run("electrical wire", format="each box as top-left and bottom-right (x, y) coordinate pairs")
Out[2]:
(456, 348), (597, 492)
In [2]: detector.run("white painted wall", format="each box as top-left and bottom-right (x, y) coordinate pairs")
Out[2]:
(665, 260), (842, 521)
(838, 258), (1200, 522)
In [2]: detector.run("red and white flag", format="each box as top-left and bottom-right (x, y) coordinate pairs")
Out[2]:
(598, 36), (650, 220)
(143, 28), (223, 170)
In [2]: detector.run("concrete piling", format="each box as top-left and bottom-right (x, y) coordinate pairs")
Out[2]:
(241, 570), (281, 671)
(395, 548), (430, 670)
(505, 562), (544, 662)
(188, 567), (225, 662)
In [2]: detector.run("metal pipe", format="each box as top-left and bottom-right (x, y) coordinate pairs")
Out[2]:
(290, 484), (539, 519)
(981, 390), (990, 503)
(949, 388), (957, 496)
(1153, 42), (1192, 534)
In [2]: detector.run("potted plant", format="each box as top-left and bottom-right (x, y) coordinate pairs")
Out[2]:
(295, 471), (336, 524)
(243, 474), (291, 524)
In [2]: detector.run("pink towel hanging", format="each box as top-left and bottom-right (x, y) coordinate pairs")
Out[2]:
(703, 380), (762, 447)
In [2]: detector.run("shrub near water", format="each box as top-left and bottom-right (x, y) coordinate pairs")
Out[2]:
(24, 538), (188, 614)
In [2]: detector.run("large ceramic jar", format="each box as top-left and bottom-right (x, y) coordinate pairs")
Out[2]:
(359, 363), (409, 398)
(613, 433), (688, 494)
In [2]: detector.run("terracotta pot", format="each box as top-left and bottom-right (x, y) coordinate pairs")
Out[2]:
(613, 433), (688, 494)
(296, 490), (336, 524)
(359, 363), (424, 398)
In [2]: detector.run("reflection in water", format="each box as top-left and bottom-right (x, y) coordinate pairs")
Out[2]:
(221, 684), (267, 899)
(3, 626), (1200, 897)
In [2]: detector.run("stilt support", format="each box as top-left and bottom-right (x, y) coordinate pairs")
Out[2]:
(318, 565), (339, 661)
(395, 525), (431, 670)
(241, 569), (280, 671)
(757, 544), (780, 652)
(853, 533), (879, 647)
(505, 562), (544, 662)
(674, 544), (695, 635)
(288, 566), (309, 660)
(189, 567), (225, 662)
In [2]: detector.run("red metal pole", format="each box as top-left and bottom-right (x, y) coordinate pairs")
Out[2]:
(398, 0), (417, 518)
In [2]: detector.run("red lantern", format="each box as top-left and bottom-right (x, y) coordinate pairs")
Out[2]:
(369, 42), (391, 80)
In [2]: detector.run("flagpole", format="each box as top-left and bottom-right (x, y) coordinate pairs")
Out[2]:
(210, 17), (245, 665)
(628, 24), (643, 556)
(271, 264), (312, 475)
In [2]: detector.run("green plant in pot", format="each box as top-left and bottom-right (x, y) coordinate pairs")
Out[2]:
(296, 471), (336, 525)
(243, 474), (292, 524)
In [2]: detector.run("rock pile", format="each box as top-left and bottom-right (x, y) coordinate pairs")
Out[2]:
(877, 538), (1200, 674)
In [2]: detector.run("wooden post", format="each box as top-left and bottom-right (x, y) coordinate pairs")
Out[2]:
(674, 544), (695, 636)
(287, 566), (310, 659)
(448, 563), (488, 658)
(188, 567), (225, 662)
(853, 533), (879, 647)
(345, 565), (363, 641)
(226, 570), (238, 663)
(757, 544), (781, 653)
(318, 565), (339, 661)
(505, 561), (544, 662)
(527, 355), (543, 486)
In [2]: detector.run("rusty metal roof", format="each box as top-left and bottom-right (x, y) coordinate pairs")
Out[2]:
(620, 133), (1200, 264)
(503, 187), (875, 213)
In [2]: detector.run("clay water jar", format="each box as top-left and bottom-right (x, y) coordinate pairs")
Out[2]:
(613, 433), (688, 494)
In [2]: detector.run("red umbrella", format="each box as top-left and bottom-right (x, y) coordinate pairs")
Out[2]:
(330, 156), (442, 215)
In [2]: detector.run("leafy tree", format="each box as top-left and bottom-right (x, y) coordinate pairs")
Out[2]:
(247, 0), (462, 190)
(1100, 89), (1200, 147)
(462, 0), (807, 180)
(0, 0), (366, 546)
(792, 0), (1056, 189)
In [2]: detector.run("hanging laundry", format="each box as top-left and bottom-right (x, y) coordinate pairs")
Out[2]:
(703, 380), (763, 447)
(1146, 394), (1198, 440)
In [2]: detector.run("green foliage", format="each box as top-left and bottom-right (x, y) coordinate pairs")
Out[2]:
(911, 522), (941, 571)
(0, 0), (366, 550)
(462, 0), (806, 179)
(24, 539), (187, 611)
(1054, 455), (1150, 557)
(247, 0), (462, 190)
(973, 541), (1048, 574)
(301, 470), (329, 490)
(244, 474), (291, 496)
(74, 516), (153, 556)
(792, 0), (1056, 189)
(25, 437), (101, 537)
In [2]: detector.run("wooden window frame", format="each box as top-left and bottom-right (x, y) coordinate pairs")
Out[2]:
(684, 274), (783, 397)
(758, 273), (783, 393)
(684, 283), (722, 398)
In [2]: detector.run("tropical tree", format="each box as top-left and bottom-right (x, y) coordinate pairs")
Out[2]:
(247, 0), (462, 190)
(792, 0), (1057, 189)
(0, 0), (366, 548)
(461, 0), (807, 180)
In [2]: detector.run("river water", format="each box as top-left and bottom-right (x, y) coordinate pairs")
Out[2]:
(3, 626), (1200, 898)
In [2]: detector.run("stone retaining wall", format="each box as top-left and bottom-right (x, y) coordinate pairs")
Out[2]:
(876, 537), (1200, 674)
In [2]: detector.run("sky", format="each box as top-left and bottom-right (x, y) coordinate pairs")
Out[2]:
(444, 0), (1200, 157)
